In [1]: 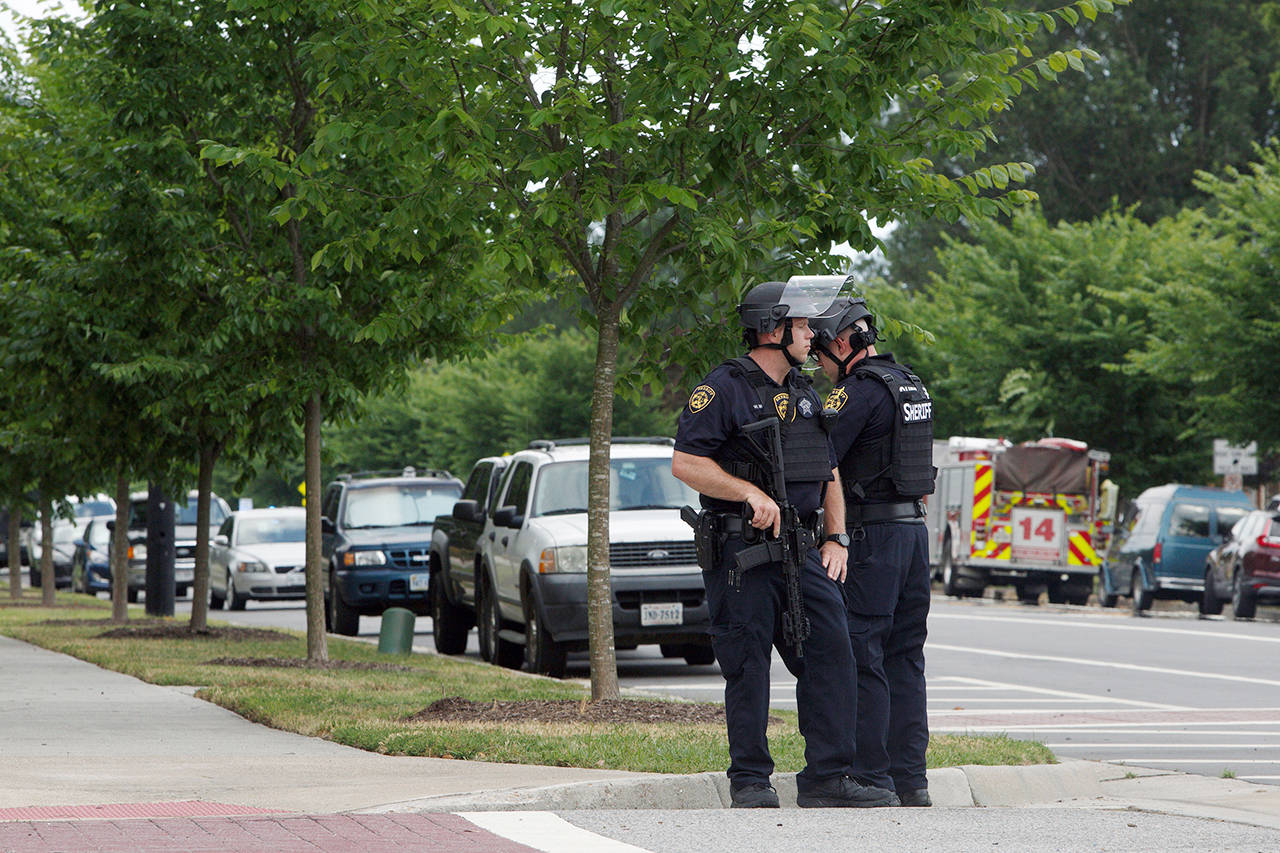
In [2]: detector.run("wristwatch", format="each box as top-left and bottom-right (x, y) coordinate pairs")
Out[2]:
(824, 532), (851, 548)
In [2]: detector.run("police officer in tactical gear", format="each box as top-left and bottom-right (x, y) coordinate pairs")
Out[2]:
(672, 278), (899, 809)
(811, 296), (936, 808)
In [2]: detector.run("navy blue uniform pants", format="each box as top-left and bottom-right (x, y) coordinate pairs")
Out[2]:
(842, 520), (930, 793)
(705, 536), (857, 790)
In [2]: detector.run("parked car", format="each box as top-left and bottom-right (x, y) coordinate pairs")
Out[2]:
(0, 507), (31, 568)
(1101, 484), (1255, 613)
(125, 491), (231, 601)
(23, 494), (116, 569)
(428, 456), (510, 654)
(475, 437), (710, 678)
(209, 508), (307, 610)
(70, 517), (114, 595)
(1202, 509), (1280, 619)
(30, 516), (102, 589)
(320, 468), (465, 635)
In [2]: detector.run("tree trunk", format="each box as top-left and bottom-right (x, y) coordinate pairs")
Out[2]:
(40, 495), (55, 607)
(188, 445), (219, 632)
(304, 391), (328, 664)
(111, 475), (130, 623)
(586, 309), (621, 701)
(7, 507), (20, 601)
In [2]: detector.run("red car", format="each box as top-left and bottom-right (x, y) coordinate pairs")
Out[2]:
(1202, 510), (1280, 619)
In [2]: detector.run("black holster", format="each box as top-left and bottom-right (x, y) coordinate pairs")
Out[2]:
(681, 505), (722, 570)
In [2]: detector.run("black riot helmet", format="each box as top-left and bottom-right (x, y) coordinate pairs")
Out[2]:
(738, 275), (849, 366)
(810, 296), (879, 380)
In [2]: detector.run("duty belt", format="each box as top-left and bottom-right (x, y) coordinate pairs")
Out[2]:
(718, 512), (822, 541)
(847, 499), (926, 527)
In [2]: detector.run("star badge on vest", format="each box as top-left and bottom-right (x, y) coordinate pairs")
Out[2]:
(772, 392), (792, 421)
(797, 396), (814, 418)
(825, 386), (848, 412)
(688, 384), (716, 413)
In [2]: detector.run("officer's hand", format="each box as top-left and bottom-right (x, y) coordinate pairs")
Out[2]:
(744, 491), (781, 537)
(821, 541), (848, 582)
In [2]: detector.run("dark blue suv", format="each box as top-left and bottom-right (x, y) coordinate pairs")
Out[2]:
(320, 468), (463, 635)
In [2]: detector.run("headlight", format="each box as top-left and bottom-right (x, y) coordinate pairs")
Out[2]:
(538, 545), (587, 574)
(342, 550), (387, 567)
(234, 559), (269, 573)
(128, 543), (147, 561)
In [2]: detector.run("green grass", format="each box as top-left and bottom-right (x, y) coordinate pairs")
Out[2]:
(0, 592), (1054, 773)
(1222, 769), (1236, 779)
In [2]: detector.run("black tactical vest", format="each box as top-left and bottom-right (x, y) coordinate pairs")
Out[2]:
(839, 358), (936, 503)
(713, 357), (834, 493)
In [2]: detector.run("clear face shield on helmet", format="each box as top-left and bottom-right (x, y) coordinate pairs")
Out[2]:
(777, 275), (853, 322)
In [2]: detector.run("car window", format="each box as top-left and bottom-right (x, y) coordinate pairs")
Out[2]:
(461, 463), (492, 503)
(217, 518), (233, 540)
(502, 462), (534, 514)
(89, 522), (110, 550)
(174, 499), (229, 526)
(1168, 503), (1211, 538)
(1268, 517), (1280, 539)
(236, 515), (305, 545)
(1215, 505), (1250, 537)
(53, 524), (80, 545)
(321, 485), (341, 522)
(1230, 515), (1251, 541)
(343, 483), (463, 528)
(530, 458), (698, 516)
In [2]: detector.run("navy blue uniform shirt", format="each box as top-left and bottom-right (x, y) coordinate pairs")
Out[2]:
(675, 358), (836, 517)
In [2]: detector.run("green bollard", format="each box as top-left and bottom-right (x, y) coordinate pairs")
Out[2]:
(377, 607), (416, 655)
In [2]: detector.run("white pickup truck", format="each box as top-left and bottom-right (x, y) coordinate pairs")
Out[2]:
(475, 437), (712, 677)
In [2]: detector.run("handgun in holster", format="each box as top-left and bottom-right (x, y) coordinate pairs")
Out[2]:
(681, 505), (722, 571)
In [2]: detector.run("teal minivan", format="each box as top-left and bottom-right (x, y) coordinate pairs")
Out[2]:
(1100, 484), (1255, 613)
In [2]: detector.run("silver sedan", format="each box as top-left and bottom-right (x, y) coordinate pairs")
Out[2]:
(210, 508), (307, 610)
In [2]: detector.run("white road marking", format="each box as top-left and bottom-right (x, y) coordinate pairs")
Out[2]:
(927, 642), (1280, 689)
(936, 728), (1280, 736)
(1239, 775), (1280, 780)
(459, 811), (652, 853)
(1112, 759), (1280, 764)
(927, 698), (1116, 704)
(930, 675), (1186, 709)
(931, 610), (1280, 645)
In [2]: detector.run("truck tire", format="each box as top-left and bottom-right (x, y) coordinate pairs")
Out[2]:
(1200, 567), (1223, 616)
(940, 539), (963, 598)
(328, 572), (360, 635)
(210, 573), (226, 610)
(1098, 569), (1118, 608)
(430, 572), (472, 655)
(478, 576), (522, 669)
(1015, 584), (1041, 605)
(1231, 571), (1257, 620)
(659, 643), (683, 658)
(522, 590), (566, 678)
(1130, 568), (1153, 614)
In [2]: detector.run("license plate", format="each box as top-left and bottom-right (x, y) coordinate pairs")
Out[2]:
(641, 602), (683, 626)
(409, 572), (430, 592)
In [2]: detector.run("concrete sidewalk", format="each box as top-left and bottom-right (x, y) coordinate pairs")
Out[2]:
(2, 633), (1280, 832)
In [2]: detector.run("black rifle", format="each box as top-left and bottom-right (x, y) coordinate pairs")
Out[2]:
(731, 417), (812, 657)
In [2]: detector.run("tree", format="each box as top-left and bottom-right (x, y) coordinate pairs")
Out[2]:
(309, 0), (1124, 699)
(881, 0), (1280, 289)
(869, 206), (1211, 495)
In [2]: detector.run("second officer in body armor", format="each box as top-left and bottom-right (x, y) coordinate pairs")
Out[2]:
(672, 279), (899, 809)
(811, 296), (936, 808)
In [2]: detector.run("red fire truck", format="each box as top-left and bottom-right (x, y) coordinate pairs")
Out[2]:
(925, 436), (1114, 605)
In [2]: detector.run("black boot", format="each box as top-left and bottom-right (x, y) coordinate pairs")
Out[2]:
(730, 782), (780, 808)
(898, 788), (932, 807)
(796, 776), (900, 808)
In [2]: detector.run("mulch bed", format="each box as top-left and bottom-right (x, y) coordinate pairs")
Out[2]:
(406, 696), (733, 725)
(94, 624), (294, 642)
(207, 656), (413, 672)
(0, 600), (101, 608)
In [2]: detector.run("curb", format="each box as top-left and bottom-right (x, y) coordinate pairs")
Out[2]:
(361, 761), (1113, 813)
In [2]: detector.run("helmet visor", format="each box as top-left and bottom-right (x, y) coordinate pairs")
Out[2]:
(780, 275), (851, 319)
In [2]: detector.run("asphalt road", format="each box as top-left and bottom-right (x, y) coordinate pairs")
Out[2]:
(161, 587), (1280, 785)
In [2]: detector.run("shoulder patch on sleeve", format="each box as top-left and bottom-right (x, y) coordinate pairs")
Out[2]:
(825, 387), (848, 412)
(688, 384), (716, 413)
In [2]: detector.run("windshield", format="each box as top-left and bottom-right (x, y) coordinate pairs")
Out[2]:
(237, 515), (305, 545)
(132, 498), (229, 527)
(343, 483), (462, 528)
(74, 500), (114, 518)
(531, 458), (698, 517)
(89, 523), (110, 550)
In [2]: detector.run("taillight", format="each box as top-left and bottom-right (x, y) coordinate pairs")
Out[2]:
(1257, 535), (1280, 550)
(1153, 542), (1162, 564)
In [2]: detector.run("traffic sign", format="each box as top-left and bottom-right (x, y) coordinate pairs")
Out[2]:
(1213, 440), (1257, 476)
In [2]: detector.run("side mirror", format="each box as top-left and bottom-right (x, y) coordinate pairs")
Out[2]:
(106, 520), (116, 531)
(452, 499), (480, 523)
(320, 517), (335, 535)
(214, 534), (228, 546)
(492, 506), (524, 529)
